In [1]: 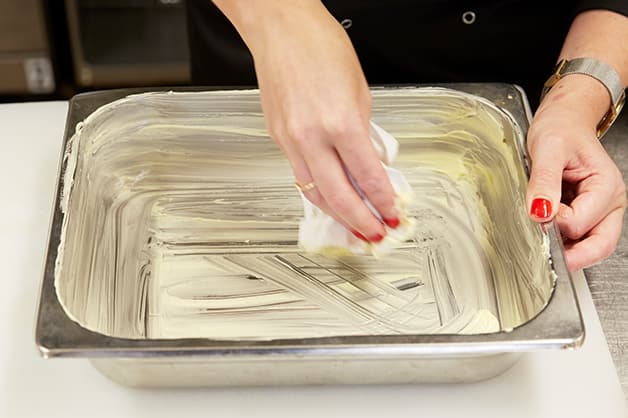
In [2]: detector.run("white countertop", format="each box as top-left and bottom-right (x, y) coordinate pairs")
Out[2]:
(0, 101), (625, 418)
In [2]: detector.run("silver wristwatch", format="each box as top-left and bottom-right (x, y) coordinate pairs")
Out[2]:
(541, 57), (626, 139)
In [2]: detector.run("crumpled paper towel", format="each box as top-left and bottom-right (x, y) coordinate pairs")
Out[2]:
(297, 121), (416, 256)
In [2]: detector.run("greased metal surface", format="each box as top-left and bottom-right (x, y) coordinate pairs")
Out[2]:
(35, 84), (584, 387)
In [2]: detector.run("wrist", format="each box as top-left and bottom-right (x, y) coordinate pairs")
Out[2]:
(539, 74), (611, 130)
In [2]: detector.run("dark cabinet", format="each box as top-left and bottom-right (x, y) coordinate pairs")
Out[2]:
(66, 0), (190, 87)
(0, 0), (55, 94)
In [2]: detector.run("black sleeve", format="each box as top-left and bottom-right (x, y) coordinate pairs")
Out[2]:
(185, 0), (256, 86)
(574, 0), (628, 16)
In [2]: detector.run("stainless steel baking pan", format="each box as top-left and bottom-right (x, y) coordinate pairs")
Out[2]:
(35, 84), (584, 387)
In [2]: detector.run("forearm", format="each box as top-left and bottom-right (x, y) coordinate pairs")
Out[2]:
(560, 10), (628, 85)
(211, 1), (332, 52)
(539, 10), (628, 127)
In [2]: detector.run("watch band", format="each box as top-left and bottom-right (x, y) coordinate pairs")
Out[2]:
(541, 58), (626, 139)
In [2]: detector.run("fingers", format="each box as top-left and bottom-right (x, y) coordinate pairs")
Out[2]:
(281, 112), (395, 241)
(273, 116), (389, 241)
(274, 129), (355, 232)
(555, 173), (624, 241)
(526, 137), (565, 222)
(555, 162), (626, 271)
(563, 206), (625, 271)
(291, 161), (351, 231)
(335, 125), (399, 225)
(304, 144), (386, 240)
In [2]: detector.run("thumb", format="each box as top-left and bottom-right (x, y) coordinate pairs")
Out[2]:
(526, 141), (564, 222)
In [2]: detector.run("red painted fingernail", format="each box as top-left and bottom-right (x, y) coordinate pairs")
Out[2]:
(368, 233), (385, 243)
(530, 198), (552, 219)
(383, 217), (400, 229)
(352, 230), (368, 242)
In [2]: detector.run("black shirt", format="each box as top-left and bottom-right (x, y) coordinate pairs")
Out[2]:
(185, 1), (628, 107)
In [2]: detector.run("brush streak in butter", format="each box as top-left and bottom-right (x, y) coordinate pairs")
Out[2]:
(55, 88), (554, 340)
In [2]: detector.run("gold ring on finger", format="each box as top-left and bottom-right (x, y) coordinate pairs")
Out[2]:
(295, 181), (317, 193)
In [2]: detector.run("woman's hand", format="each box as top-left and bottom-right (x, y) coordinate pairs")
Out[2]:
(215, 1), (398, 242)
(526, 75), (627, 271)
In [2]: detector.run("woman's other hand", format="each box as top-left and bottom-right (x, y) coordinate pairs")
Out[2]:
(526, 75), (626, 271)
